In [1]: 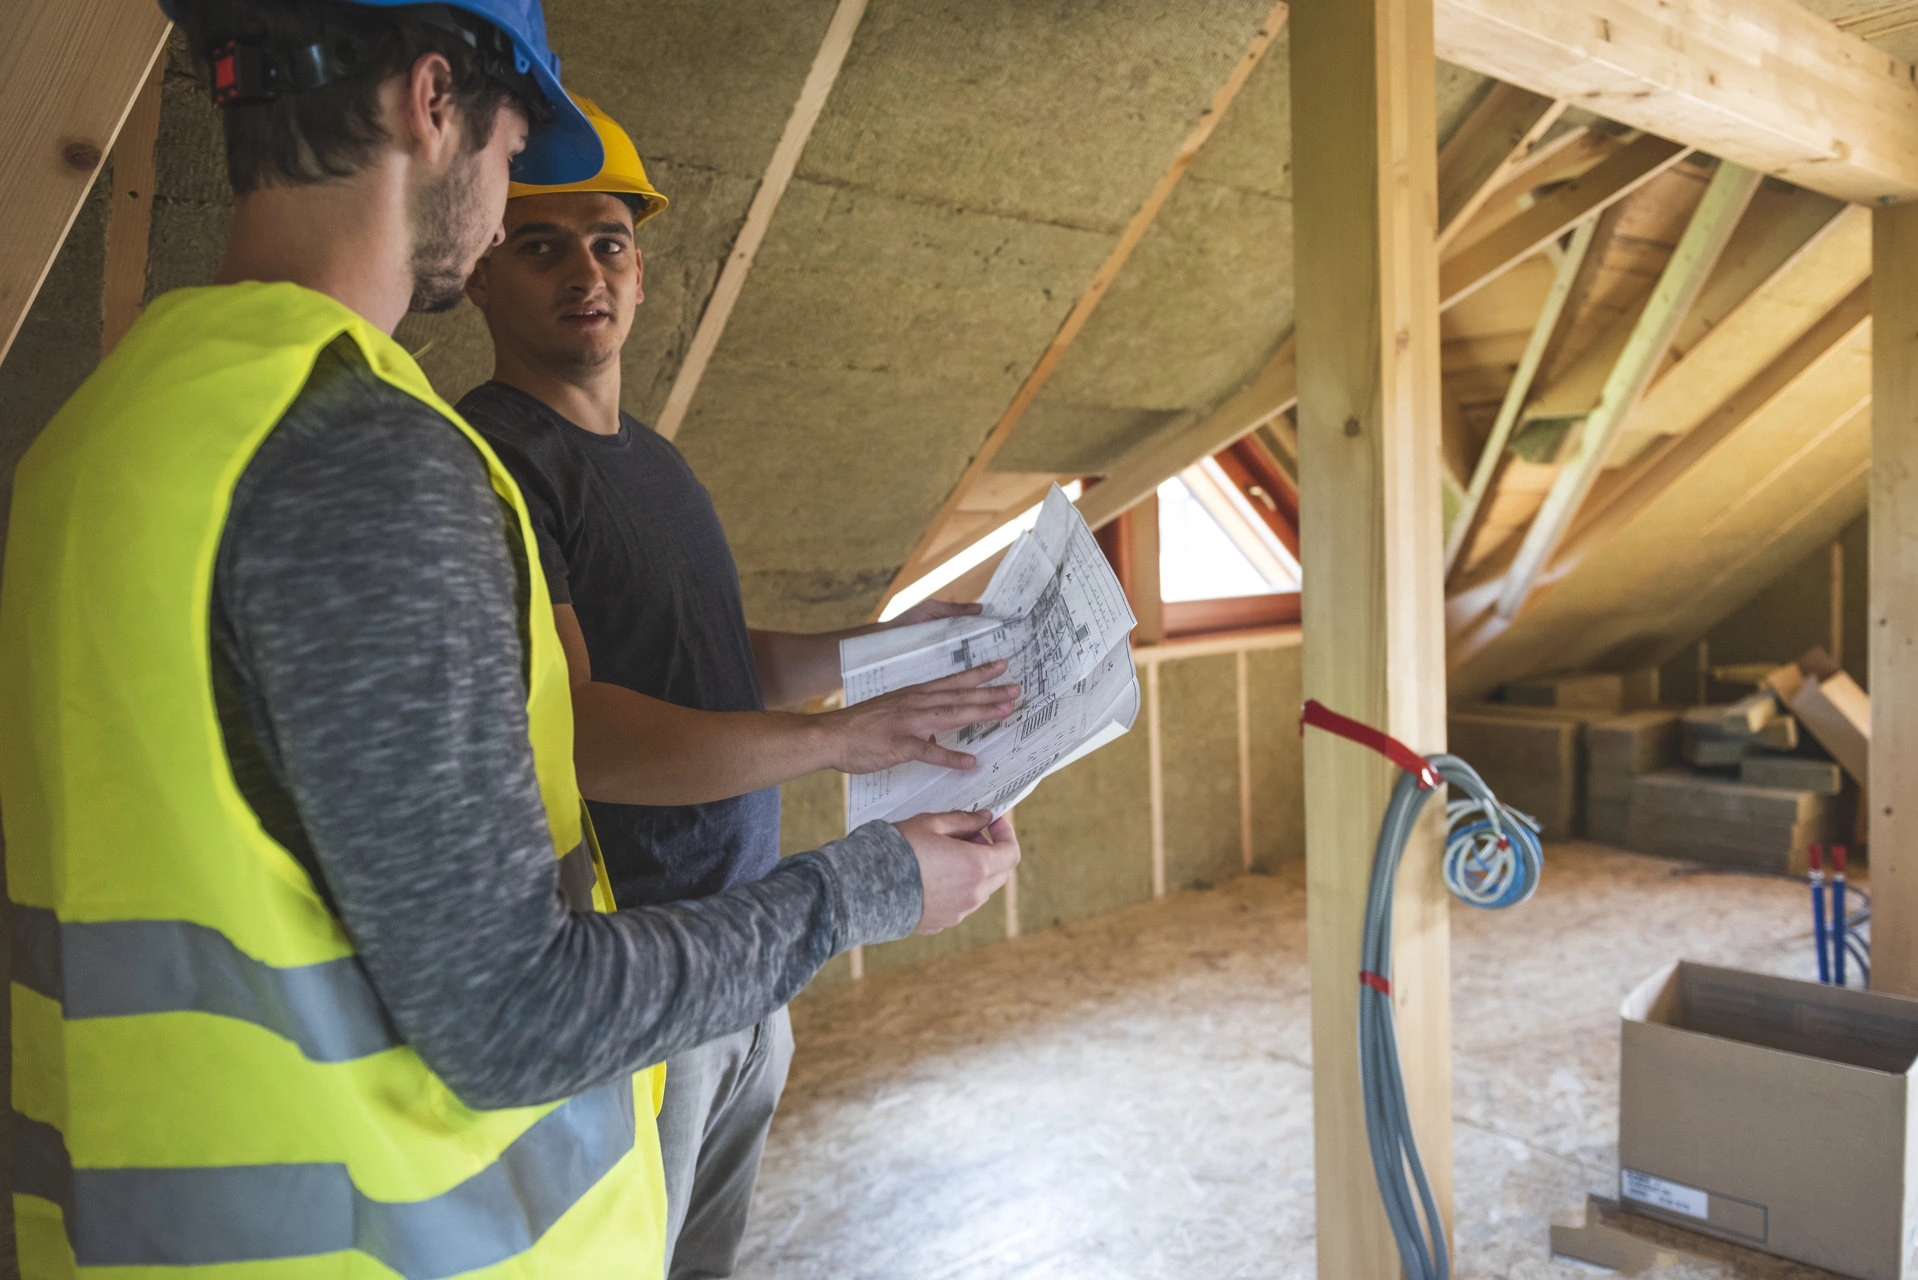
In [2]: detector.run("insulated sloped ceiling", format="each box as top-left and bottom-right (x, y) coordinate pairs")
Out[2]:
(668, 0), (1284, 629)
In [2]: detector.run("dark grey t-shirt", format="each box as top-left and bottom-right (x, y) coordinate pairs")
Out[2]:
(207, 336), (919, 1110)
(456, 382), (777, 908)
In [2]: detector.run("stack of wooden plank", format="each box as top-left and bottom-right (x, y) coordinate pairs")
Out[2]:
(1625, 771), (1841, 873)
(1679, 691), (1796, 766)
(1585, 709), (1680, 846)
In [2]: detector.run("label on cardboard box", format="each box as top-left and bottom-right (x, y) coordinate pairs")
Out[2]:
(1622, 1169), (1708, 1220)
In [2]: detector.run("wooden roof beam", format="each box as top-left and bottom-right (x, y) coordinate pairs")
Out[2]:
(1443, 217), (1597, 575)
(1436, 83), (1564, 252)
(1493, 160), (1762, 620)
(1434, 0), (1918, 205)
(1551, 281), (1872, 583)
(1, 1), (170, 366)
(1437, 133), (1690, 310)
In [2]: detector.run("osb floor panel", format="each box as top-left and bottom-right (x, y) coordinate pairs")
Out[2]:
(737, 842), (1848, 1279)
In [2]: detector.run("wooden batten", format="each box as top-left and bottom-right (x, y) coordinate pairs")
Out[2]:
(654, 0), (869, 442)
(1291, 0), (1451, 1272)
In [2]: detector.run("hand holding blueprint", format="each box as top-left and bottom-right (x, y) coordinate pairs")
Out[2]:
(843, 485), (1140, 830)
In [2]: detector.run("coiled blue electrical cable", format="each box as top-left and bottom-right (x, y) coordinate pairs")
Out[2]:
(1360, 753), (1543, 1280)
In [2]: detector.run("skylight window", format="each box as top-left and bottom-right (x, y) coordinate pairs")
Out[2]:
(1158, 458), (1301, 603)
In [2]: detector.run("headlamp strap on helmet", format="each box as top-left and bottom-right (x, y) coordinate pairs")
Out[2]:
(209, 36), (356, 107)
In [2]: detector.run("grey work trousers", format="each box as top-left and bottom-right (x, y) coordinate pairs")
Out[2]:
(656, 1006), (794, 1280)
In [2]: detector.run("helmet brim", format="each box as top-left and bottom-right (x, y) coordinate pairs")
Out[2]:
(512, 43), (603, 186)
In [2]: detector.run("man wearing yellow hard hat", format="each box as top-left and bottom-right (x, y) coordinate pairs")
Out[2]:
(459, 98), (1019, 1276)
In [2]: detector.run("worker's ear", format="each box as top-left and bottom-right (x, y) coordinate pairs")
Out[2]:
(464, 255), (490, 310)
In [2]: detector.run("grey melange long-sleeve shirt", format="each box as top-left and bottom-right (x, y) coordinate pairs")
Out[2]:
(206, 336), (921, 1112)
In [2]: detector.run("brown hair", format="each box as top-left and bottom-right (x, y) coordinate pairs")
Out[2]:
(173, 1), (544, 194)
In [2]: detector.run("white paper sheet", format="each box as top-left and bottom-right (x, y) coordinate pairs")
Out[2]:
(842, 485), (1140, 830)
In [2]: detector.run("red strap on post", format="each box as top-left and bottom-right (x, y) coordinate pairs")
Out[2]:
(1299, 699), (1438, 790)
(1359, 970), (1392, 996)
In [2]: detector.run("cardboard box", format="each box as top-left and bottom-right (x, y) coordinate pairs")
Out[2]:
(1620, 962), (1918, 1279)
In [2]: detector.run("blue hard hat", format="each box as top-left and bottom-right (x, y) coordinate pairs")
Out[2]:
(159, 0), (602, 185)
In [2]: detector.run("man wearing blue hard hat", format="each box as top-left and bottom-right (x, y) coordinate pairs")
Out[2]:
(0, 3), (1020, 1277)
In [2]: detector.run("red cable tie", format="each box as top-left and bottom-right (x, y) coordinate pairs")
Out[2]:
(1359, 970), (1392, 996)
(1300, 699), (1438, 790)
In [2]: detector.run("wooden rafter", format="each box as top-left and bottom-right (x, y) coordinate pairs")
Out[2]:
(1443, 217), (1596, 574)
(1493, 161), (1762, 620)
(1608, 201), (1867, 465)
(1, 1), (170, 366)
(1075, 335), (1296, 535)
(1555, 283), (1871, 584)
(1435, 82), (1563, 251)
(653, 0), (868, 441)
(1433, 0), (1918, 204)
(877, 2), (1292, 607)
(1437, 133), (1690, 310)
(101, 54), (164, 357)
(1442, 125), (1620, 254)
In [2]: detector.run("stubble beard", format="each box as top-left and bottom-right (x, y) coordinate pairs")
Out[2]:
(408, 154), (489, 315)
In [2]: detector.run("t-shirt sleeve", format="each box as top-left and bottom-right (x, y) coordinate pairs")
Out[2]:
(218, 394), (922, 1110)
(476, 431), (573, 606)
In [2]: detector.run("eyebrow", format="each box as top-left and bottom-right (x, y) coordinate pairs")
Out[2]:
(508, 221), (633, 240)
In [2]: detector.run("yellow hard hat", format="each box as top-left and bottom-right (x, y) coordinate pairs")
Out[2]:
(507, 94), (667, 228)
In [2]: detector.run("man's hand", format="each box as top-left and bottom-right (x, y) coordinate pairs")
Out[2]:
(896, 809), (1019, 934)
(890, 598), (984, 627)
(822, 661), (1019, 774)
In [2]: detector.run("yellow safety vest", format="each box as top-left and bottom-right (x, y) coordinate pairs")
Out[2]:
(0, 282), (667, 1278)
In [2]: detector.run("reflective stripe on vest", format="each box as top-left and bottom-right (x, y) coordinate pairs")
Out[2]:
(11, 841), (603, 1065)
(13, 1080), (635, 1277)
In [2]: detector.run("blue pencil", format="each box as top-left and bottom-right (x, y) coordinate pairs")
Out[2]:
(1811, 845), (1830, 985)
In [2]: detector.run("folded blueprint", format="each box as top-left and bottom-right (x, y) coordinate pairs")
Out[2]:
(842, 485), (1140, 830)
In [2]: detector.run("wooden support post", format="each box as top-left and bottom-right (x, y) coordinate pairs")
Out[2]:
(101, 55), (164, 357)
(1129, 493), (1164, 646)
(1146, 662), (1166, 899)
(1291, 1), (1451, 1274)
(1, 2), (170, 366)
(1495, 161), (1762, 620)
(1237, 648), (1254, 874)
(1871, 202), (1918, 995)
(1443, 216), (1596, 574)
(1830, 540), (1845, 668)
